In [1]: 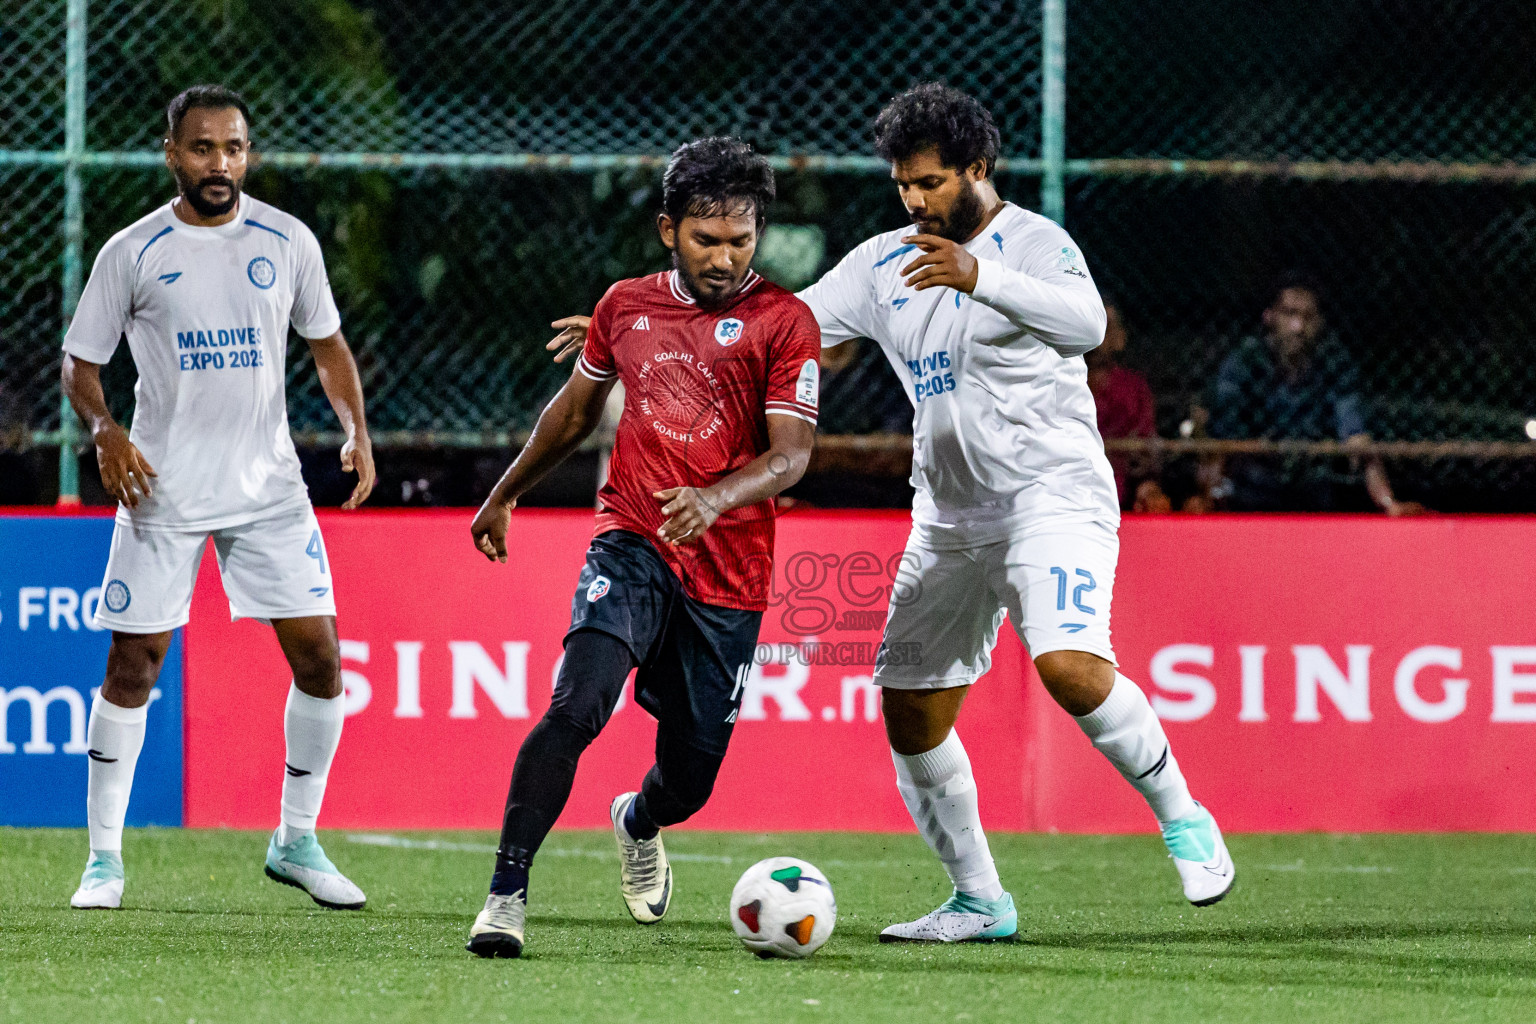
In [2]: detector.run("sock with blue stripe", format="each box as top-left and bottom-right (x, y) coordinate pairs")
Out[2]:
(1074, 674), (1197, 825)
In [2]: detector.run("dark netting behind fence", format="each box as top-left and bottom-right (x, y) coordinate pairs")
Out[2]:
(3, 0), (1535, 508)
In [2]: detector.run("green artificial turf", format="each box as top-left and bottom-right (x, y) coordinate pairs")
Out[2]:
(3, 829), (1536, 1023)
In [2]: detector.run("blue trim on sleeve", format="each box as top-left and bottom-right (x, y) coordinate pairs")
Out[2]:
(872, 243), (917, 268)
(244, 219), (290, 241)
(135, 225), (174, 266)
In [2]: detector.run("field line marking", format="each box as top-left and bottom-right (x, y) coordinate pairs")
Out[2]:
(343, 833), (737, 863)
(343, 833), (904, 868)
(1256, 861), (1396, 873)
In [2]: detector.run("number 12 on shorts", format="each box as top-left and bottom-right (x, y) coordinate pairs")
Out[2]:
(1049, 566), (1095, 614)
(306, 529), (328, 575)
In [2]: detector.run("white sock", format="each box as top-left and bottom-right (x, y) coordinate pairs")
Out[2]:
(85, 693), (149, 854)
(1074, 674), (1198, 825)
(279, 684), (345, 846)
(891, 730), (1004, 902)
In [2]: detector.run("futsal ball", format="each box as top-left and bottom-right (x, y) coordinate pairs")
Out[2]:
(729, 856), (836, 959)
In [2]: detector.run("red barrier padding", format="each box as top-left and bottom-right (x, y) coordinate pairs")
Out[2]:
(184, 511), (1536, 832)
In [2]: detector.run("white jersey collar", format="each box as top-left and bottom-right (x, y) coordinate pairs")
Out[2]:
(162, 195), (251, 241)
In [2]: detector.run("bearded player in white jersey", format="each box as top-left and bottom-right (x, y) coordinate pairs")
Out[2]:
(798, 84), (1234, 941)
(550, 84), (1234, 943)
(61, 85), (376, 911)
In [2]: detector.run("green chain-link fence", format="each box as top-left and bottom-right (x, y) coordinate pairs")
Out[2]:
(3, 0), (1535, 509)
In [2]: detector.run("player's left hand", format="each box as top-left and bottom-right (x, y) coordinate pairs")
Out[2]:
(339, 433), (375, 510)
(655, 486), (721, 545)
(900, 234), (980, 294)
(547, 316), (592, 363)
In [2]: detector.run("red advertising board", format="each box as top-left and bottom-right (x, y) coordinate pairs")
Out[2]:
(184, 511), (1536, 833)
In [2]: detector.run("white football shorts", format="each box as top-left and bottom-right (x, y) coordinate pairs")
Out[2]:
(873, 519), (1118, 690)
(93, 504), (338, 633)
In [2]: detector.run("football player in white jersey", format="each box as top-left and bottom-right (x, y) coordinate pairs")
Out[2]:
(798, 84), (1234, 941)
(548, 84), (1234, 943)
(61, 86), (376, 911)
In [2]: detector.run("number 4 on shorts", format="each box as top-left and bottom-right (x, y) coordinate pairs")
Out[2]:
(306, 529), (328, 575)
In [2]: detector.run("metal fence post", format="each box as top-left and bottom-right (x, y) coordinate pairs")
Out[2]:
(57, 0), (87, 505)
(1039, 0), (1066, 224)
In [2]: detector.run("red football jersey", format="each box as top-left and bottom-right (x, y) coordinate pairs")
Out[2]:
(577, 268), (822, 610)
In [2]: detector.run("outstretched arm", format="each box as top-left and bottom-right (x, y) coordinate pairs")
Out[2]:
(899, 233), (1106, 356)
(471, 368), (618, 562)
(654, 414), (815, 545)
(307, 329), (375, 509)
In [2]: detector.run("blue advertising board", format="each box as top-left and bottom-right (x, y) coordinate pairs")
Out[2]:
(0, 516), (182, 826)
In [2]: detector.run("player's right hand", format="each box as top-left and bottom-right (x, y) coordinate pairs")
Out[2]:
(546, 316), (591, 363)
(94, 424), (157, 508)
(470, 497), (516, 563)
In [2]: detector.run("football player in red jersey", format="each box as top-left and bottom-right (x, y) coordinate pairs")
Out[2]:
(465, 138), (822, 958)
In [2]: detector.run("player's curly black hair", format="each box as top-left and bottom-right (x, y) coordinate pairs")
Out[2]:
(873, 83), (1001, 177)
(661, 137), (776, 229)
(166, 84), (251, 142)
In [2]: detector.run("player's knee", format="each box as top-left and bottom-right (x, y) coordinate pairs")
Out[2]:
(103, 633), (171, 706)
(1034, 650), (1114, 716)
(541, 705), (604, 748)
(289, 642), (342, 698)
(881, 687), (962, 755)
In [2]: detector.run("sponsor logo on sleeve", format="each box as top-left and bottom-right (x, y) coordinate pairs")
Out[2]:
(796, 359), (819, 408)
(714, 318), (744, 346)
(1055, 246), (1087, 279)
(247, 256), (277, 290)
(586, 575), (611, 602)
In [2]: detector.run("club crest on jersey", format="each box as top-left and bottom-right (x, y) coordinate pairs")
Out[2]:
(247, 256), (276, 290)
(714, 318), (744, 346)
(586, 575), (611, 602)
(104, 579), (131, 613)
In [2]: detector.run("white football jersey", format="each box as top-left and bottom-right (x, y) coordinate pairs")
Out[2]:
(64, 195), (341, 531)
(798, 202), (1118, 548)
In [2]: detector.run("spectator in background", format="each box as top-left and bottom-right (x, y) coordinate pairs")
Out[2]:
(1205, 272), (1424, 514)
(1086, 300), (1171, 512)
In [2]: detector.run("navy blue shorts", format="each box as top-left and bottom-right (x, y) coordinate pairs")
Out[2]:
(567, 530), (763, 756)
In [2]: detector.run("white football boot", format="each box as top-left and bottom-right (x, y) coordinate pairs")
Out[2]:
(466, 892), (527, 959)
(1161, 803), (1236, 906)
(70, 851), (125, 909)
(879, 890), (1018, 943)
(609, 792), (672, 924)
(263, 831), (367, 909)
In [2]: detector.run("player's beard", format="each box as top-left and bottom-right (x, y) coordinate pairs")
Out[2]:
(173, 164), (243, 218)
(919, 183), (986, 243)
(673, 253), (747, 310)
